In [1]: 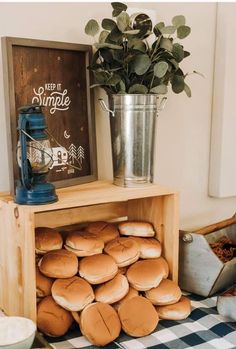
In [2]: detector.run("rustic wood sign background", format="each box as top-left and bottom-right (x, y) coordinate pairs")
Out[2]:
(2, 37), (97, 192)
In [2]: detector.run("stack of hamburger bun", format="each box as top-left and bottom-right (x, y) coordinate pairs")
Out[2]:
(36, 222), (191, 346)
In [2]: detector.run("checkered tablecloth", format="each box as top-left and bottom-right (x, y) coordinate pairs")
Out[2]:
(44, 294), (236, 349)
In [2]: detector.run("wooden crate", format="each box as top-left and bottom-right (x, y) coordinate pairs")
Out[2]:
(0, 181), (179, 322)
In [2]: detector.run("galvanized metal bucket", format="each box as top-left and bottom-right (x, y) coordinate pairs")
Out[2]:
(99, 94), (167, 187)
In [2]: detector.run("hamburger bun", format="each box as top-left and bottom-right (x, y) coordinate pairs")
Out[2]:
(118, 221), (155, 237)
(126, 258), (169, 291)
(104, 237), (140, 267)
(86, 221), (119, 244)
(37, 296), (73, 336)
(35, 227), (63, 254)
(51, 276), (94, 311)
(95, 274), (129, 304)
(130, 237), (162, 259)
(64, 231), (104, 256)
(156, 296), (191, 320)
(113, 286), (139, 311)
(38, 249), (78, 278)
(145, 279), (181, 305)
(80, 302), (121, 346)
(118, 296), (159, 337)
(36, 266), (53, 298)
(79, 254), (118, 284)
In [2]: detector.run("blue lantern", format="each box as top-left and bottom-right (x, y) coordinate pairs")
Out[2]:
(15, 105), (58, 205)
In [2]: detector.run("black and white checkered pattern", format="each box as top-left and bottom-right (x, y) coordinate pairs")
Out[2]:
(44, 294), (236, 349)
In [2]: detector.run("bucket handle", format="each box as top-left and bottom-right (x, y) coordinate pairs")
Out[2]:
(99, 96), (167, 117)
(99, 99), (115, 117)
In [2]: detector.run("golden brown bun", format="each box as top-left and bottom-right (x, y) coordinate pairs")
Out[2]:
(156, 296), (191, 320)
(104, 237), (140, 267)
(118, 221), (155, 237)
(36, 266), (53, 298)
(118, 296), (159, 337)
(86, 221), (120, 243)
(64, 231), (104, 257)
(80, 302), (121, 346)
(145, 279), (181, 305)
(130, 237), (162, 259)
(113, 287), (139, 311)
(37, 296), (73, 336)
(79, 254), (118, 284)
(95, 274), (129, 304)
(126, 258), (169, 291)
(51, 276), (94, 311)
(38, 249), (78, 278)
(35, 227), (63, 254)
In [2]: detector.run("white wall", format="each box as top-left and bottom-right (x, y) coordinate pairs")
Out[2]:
(0, 2), (235, 230)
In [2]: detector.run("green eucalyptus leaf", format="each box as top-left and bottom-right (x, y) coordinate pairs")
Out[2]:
(102, 19), (117, 31)
(177, 25), (191, 39)
(117, 12), (130, 32)
(184, 83), (191, 97)
(172, 15), (186, 28)
(94, 71), (109, 84)
(153, 22), (164, 36)
(118, 80), (126, 93)
(128, 38), (146, 52)
(99, 30), (109, 43)
(160, 25), (176, 35)
(172, 43), (184, 63)
(150, 85), (168, 94)
(124, 29), (140, 35)
(107, 73), (121, 86)
(154, 61), (168, 78)
(128, 84), (148, 94)
(95, 43), (122, 50)
(133, 54), (151, 75)
(85, 19), (99, 37)
(172, 75), (185, 93)
(111, 2), (127, 12)
(160, 37), (173, 51)
(107, 26), (123, 43)
(184, 50), (191, 58)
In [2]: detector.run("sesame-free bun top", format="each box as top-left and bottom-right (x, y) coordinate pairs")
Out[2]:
(104, 237), (140, 267)
(38, 249), (78, 278)
(80, 302), (121, 346)
(156, 296), (191, 320)
(35, 227), (63, 254)
(126, 258), (169, 291)
(51, 276), (94, 311)
(36, 266), (53, 298)
(79, 254), (118, 284)
(130, 237), (162, 259)
(118, 296), (159, 337)
(37, 296), (73, 337)
(64, 231), (104, 257)
(86, 221), (120, 243)
(95, 274), (129, 304)
(113, 286), (139, 311)
(118, 221), (155, 237)
(145, 279), (181, 305)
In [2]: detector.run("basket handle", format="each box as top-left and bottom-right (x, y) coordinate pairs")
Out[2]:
(194, 216), (236, 235)
(99, 99), (115, 117)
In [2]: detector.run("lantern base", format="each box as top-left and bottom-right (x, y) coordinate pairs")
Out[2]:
(15, 182), (58, 205)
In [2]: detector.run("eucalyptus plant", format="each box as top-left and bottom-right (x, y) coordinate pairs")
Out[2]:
(85, 2), (195, 96)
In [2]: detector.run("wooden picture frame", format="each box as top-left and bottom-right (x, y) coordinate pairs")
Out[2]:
(2, 37), (97, 194)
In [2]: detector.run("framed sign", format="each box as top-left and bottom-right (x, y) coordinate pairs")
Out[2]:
(2, 37), (97, 193)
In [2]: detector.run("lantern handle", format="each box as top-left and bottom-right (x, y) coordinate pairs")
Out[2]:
(18, 114), (32, 189)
